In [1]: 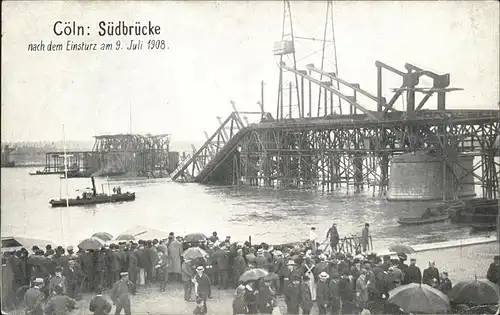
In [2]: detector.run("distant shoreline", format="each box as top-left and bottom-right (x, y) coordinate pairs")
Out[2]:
(1, 164), (44, 168)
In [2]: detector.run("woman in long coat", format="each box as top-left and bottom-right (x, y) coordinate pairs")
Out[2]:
(167, 238), (183, 280)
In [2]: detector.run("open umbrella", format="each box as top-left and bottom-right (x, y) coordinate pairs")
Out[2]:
(183, 247), (209, 260)
(92, 232), (114, 241)
(448, 277), (500, 305)
(115, 234), (135, 241)
(388, 283), (451, 314)
(239, 268), (269, 283)
(184, 233), (207, 243)
(78, 237), (105, 250)
(388, 244), (416, 254)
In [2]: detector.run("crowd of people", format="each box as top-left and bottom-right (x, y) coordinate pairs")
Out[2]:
(0, 222), (498, 315)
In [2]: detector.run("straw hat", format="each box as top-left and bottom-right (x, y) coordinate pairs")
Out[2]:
(319, 272), (329, 280)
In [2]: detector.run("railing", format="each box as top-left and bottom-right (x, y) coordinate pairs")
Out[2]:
(333, 236), (373, 254)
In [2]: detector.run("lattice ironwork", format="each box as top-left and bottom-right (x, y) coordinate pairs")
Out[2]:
(171, 60), (499, 200)
(170, 112), (247, 182)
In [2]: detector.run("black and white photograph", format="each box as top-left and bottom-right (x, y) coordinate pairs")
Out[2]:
(1, 1), (499, 314)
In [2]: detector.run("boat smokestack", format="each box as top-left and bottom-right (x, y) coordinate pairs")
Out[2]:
(91, 176), (97, 196)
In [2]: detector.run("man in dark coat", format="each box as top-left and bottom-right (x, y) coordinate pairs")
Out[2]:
(316, 272), (330, 315)
(233, 249), (247, 288)
(422, 261), (440, 287)
(110, 272), (132, 315)
(338, 270), (355, 315)
(486, 255), (500, 285)
(300, 275), (313, 315)
(44, 284), (76, 315)
(182, 260), (194, 301)
(404, 258), (422, 284)
(273, 251), (286, 294)
(89, 286), (112, 315)
(283, 260), (301, 290)
(127, 246), (139, 294)
(216, 247), (230, 289)
(146, 242), (158, 285)
(48, 266), (67, 297)
(326, 223), (340, 252)
(193, 266), (212, 314)
(24, 278), (45, 315)
(136, 245), (149, 286)
(78, 250), (93, 292)
(65, 259), (82, 300)
(284, 275), (301, 314)
(329, 269), (341, 315)
(232, 285), (248, 315)
(93, 248), (107, 292)
(106, 245), (121, 288)
(397, 253), (409, 278)
(360, 223), (370, 252)
(439, 272), (453, 294)
(256, 276), (276, 314)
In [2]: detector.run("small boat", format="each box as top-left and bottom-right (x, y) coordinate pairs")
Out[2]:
(397, 214), (450, 225)
(59, 169), (93, 179)
(49, 176), (135, 207)
(30, 170), (65, 175)
(469, 223), (498, 232)
(49, 192), (135, 207)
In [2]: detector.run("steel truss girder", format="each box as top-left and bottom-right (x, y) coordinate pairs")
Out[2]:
(170, 112), (245, 181)
(236, 118), (499, 198)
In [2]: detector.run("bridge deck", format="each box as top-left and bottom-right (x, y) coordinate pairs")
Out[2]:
(251, 109), (499, 131)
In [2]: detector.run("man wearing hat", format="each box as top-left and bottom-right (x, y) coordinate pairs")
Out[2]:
(127, 245), (139, 295)
(24, 278), (45, 315)
(326, 222), (340, 252)
(66, 246), (77, 261)
(45, 284), (76, 315)
(233, 249), (247, 288)
(316, 272), (330, 315)
(329, 269), (342, 314)
(193, 266), (211, 314)
(360, 223), (370, 253)
(486, 255), (500, 285)
(284, 275), (301, 314)
(48, 266), (67, 297)
(66, 259), (82, 300)
(181, 259), (195, 301)
(257, 275), (277, 314)
(438, 272), (452, 294)
(283, 260), (300, 291)
(403, 258), (422, 285)
(232, 285), (248, 315)
(110, 272), (132, 315)
(397, 253), (409, 276)
(423, 261), (440, 287)
(272, 250), (286, 294)
(300, 275), (314, 315)
(255, 248), (268, 271)
(89, 286), (112, 315)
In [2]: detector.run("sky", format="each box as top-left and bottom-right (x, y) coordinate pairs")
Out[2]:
(1, 1), (499, 143)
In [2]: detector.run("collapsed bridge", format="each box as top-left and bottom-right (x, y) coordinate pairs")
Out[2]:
(171, 61), (499, 201)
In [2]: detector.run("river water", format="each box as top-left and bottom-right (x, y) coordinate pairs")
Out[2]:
(1, 167), (486, 250)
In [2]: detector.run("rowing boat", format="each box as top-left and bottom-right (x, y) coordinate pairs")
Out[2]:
(397, 214), (450, 225)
